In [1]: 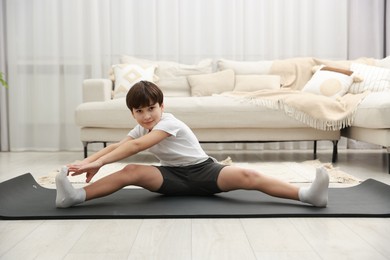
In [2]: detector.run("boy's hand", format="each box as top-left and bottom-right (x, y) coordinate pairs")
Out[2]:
(68, 160), (103, 183)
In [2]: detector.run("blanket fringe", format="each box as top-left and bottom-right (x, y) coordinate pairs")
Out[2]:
(244, 96), (357, 131)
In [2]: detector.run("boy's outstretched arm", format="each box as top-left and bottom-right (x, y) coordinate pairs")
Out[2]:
(76, 136), (135, 165)
(96, 130), (170, 165)
(69, 130), (170, 182)
(66, 136), (134, 179)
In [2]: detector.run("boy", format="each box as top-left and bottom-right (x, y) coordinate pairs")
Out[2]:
(56, 81), (329, 208)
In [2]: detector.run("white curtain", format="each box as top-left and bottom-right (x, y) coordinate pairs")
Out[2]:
(5, 0), (112, 151)
(0, 0), (9, 151)
(1, 0), (388, 151)
(348, 0), (387, 58)
(110, 0), (349, 62)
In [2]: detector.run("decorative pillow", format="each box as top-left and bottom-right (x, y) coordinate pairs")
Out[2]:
(111, 64), (156, 99)
(375, 56), (390, 69)
(234, 75), (281, 92)
(217, 59), (273, 74)
(188, 69), (235, 96)
(121, 56), (213, 97)
(302, 66), (355, 99)
(349, 63), (390, 94)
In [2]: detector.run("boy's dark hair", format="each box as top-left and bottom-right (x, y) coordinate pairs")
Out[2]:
(126, 81), (164, 111)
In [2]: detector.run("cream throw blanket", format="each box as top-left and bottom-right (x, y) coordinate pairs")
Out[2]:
(223, 89), (369, 131)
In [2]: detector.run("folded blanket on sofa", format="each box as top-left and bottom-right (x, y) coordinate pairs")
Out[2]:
(223, 90), (369, 131)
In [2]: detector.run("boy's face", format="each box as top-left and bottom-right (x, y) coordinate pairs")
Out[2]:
(131, 103), (164, 130)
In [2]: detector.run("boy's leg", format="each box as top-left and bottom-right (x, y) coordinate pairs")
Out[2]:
(217, 165), (329, 207)
(83, 164), (163, 200)
(56, 164), (163, 208)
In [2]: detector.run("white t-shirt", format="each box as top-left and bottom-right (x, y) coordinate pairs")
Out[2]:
(128, 113), (209, 166)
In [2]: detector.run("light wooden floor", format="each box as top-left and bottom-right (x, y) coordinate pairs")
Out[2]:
(1, 148), (390, 260)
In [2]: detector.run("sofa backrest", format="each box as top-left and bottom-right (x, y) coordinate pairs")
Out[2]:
(120, 56), (213, 97)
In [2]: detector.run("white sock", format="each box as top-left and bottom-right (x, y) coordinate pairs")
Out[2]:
(55, 166), (86, 208)
(298, 167), (329, 207)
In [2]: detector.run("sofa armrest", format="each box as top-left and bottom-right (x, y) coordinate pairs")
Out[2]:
(82, 79), (113, 102)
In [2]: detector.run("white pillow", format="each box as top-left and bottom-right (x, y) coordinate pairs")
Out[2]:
(234, 75), (281, 92)
(349, 63), (390, 94)
(302, 66), (354, 99)
(121, 56), (213, 97)
(112, 64), (156, 99)
(187, 69), (235, 96)
(374, 56), (390, 69)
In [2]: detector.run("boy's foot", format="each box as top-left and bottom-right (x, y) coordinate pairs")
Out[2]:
(298, 166), (329, 207)
(55, 166), (86, 208)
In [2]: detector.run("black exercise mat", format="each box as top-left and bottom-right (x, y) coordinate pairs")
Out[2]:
(1, 173), (390, 220)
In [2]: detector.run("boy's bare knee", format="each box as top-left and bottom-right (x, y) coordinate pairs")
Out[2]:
(120, 164), (161, 189)
(240, 169), (261, 189)
(219, 167), (262, 191)
(121, 164), (142, 181)
(123, 164), (139, 173)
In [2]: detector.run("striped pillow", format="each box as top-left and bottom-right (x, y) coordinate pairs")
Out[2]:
(349, 63), (390, 94)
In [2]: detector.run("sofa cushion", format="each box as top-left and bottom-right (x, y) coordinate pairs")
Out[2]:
(120, 56), (213, 97)
(164, 96), (307, 128)
(233, 75), (281, 92)
(75, 98), (137, 128)
(349, 63), (390, 94)
(75, 96), (308, 129)
(188, 70), (235, 96)
(111, 64), (156, 99)
(352, 92), (390, 128)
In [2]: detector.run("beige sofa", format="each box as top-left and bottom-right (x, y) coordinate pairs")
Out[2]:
(341, 91), (390, 172)
(75, 56), (390, 172)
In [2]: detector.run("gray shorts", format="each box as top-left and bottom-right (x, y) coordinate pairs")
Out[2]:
(154, 158), (227, 196)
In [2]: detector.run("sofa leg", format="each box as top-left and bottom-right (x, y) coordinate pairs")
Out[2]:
(332, 140), (338, 163)
(388, 153), (390, 174)
(387, 147), (390, 174)
(83, 142), (88, 158)
(313, 141), (317, 159)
